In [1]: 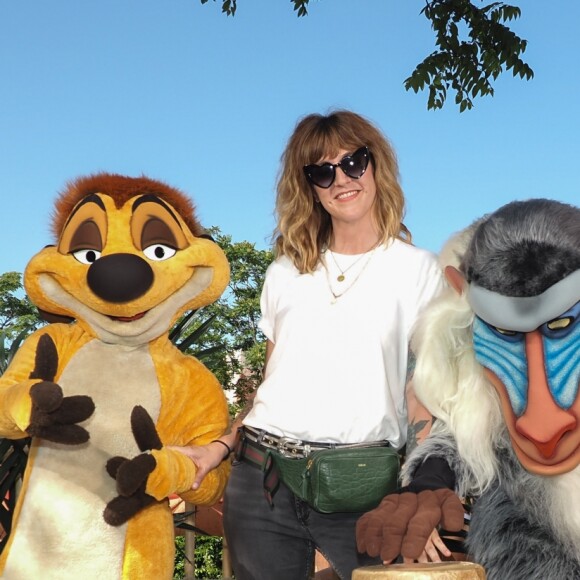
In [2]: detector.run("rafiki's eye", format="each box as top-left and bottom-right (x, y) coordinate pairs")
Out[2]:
(492, 326), (518, 336)
(143, 244), (177, 262)
(72, 249), (101, 265)
(485, 323), (523, 343)
(547, 317), (572, 331)
(542, 302), (579, 337)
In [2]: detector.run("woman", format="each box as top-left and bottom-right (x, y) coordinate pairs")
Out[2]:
(179, 110), (447, 579)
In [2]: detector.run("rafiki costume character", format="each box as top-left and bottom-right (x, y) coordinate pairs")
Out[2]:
(0, 173), (231, 579)
(357, 199), (580, 579)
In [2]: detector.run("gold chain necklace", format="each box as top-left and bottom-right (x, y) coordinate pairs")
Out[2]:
(327, 249), (369, 282)
(323, 245), (379, 304)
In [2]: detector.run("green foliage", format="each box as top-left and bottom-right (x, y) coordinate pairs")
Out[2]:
(170, 310), (224, 360)
(175, 227), (273, 407)
(405, 1), (534, 111)
(0, 327), (34, 374)
(0, 437), (29, 551)
(201, 0), (532, 111)
(292, 0), (309, 17)
(200, 0), (237, 17)
(0, 326), (32, 551)
(174, 535), (224, 579)
(202, 0), (309, 17)
(0, 272), (41, 340)
(0, 271), (43, 374)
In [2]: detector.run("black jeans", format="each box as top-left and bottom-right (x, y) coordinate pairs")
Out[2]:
(223, 458), (381, 580)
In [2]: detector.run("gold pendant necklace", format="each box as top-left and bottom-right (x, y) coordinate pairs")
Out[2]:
(327, 249), (368, 282)
(323, 245), (379, 304)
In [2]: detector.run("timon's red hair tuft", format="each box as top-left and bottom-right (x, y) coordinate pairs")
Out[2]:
(51, 172), (204, 240)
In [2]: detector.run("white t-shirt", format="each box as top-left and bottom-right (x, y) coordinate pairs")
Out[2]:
(244, 239), (444, 448)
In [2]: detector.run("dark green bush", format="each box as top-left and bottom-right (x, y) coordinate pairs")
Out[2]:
(174, 534), (224, 579)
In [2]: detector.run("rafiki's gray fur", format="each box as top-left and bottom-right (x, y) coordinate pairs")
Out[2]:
(462, 198), (580, 296)
(404, 199), (580, 579)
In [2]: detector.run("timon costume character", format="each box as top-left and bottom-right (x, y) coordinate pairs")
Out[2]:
(0, 173), (231, 579)
(357, 199), (580, 579)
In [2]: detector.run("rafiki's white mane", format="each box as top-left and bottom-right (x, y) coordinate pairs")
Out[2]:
(411, 223), (505, 493)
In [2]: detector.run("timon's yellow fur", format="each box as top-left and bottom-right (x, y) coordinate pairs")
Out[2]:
(0, 173), (231, 579)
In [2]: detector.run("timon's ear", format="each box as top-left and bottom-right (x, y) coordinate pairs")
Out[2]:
(444, 265), (466, 295)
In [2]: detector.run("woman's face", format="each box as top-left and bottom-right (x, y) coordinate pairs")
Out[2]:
(311, 148), (377, 231)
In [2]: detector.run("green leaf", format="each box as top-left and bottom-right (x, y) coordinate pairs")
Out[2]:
(413, 1), (534, 110)
(292, 0), (309, 17)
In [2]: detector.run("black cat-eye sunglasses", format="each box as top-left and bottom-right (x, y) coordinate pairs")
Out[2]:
(303, 146), (370, 189)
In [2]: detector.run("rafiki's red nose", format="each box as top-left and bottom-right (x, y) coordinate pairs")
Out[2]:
(515, 330), (577, 458)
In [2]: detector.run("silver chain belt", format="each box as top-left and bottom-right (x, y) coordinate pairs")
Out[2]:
(242, 425), (389, 459)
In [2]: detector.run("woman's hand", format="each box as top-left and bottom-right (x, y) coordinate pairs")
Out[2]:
(169, 442), (230, 490)
(401, 528), (450, 563)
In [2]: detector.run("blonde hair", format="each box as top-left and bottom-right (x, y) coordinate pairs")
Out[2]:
(273, 110), (410, 273)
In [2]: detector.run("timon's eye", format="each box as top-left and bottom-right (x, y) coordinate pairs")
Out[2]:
(72, 249), (102, 265)
(143, 244), (177, 261)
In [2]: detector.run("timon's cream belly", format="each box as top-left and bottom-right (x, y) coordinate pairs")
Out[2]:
(3, 340), (161, 579)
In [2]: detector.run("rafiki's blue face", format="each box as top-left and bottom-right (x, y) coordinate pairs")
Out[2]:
(472, 301), (580, 475)
(474, 301), (580, 415)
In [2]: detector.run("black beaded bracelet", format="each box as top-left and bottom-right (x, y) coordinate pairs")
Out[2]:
(211, 439), (232, 460)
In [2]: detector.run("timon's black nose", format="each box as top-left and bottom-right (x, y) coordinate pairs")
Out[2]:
(87, 253), (154, 303)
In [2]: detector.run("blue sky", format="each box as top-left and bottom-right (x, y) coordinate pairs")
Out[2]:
(1, 0), (578, 276)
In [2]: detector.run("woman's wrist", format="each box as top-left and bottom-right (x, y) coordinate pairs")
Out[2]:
(210, 439), (232, 461)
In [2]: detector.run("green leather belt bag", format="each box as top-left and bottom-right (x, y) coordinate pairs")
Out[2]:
(271, 445), (400, 514)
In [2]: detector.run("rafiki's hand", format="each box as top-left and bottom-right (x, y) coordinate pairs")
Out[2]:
(356, 489), (464, 563)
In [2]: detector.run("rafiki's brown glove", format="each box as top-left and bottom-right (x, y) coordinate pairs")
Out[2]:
(356, 488), (464, 562)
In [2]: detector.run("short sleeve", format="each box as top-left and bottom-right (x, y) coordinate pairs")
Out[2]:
(416, 255), (445, 311)
(257, 263), (278, 342)
(409, 251), (446, 351)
